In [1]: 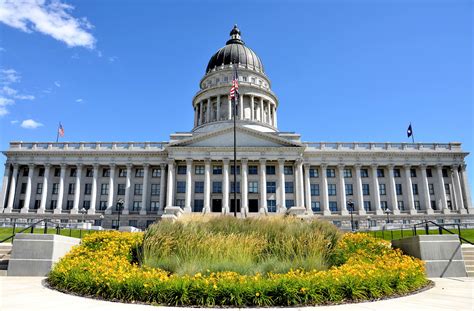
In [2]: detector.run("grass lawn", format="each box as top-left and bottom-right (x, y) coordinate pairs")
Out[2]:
(0, 227), (97, 242)
(366, 228), (474, 243)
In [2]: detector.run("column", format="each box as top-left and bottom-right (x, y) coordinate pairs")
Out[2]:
(203, 159), (211, 213)
(460, 165), (473, 212)
(159, 163), (166, 212)
(216, 96), (221, 121)
(260, 98), (264, 123)
(38, 164), (50, 213)
(320, 164), (330, 215)
(403, 165), (416, 214)
(387, 165), (400, 214)
(106, 164), (116, 214)
(337, 165), (348, 215)
(55, 164), (66, 214)
(294, 161), (300, 206)
(354, 165), (365, 215)
(272, 104), (276, 127)
(199, 101), (204, 124)
(277, 159), (286, 212)
(140, 164), (149, 215)
(123, 164), (132, 215)
(166, 160), (175, 208)
(303, 163), (312, 213)
(71, 164), (82, 214)
(228, 98), (232, 120)
(436, 165), (448, 213)
(22, 164), (34, 213)
(274, 107), (278, 128)
(90, 164), (99, 214)
(222, 159), (230, 214)
(371, 165), (383, 215)
(184, 159), (192, 212)
(206, 98), (211, 123)
(194, 105), (198, 127)
(259, 159), (267, 214)
(420, 165), (433, 214)
(250, 96), (255, 121)
(451, 165), (465, 213)
(239, 94), (244, 119)
(6, 164), (19, 212)
(0, 163), (10, 210)
(297, 159), (305, 208)
(241, 158), (248, 216)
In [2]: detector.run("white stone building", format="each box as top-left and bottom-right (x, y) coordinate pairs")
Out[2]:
(1, 26), (473, 229)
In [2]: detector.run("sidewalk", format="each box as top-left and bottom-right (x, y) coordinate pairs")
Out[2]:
(0, 277), (472, 310)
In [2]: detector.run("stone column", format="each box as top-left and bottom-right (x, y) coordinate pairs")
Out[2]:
(222, 159), (230, 214)
(6, 164), (18, 212)
(354, 165), (366, 215)
(337, 165), (348, 215)
(106, 164), (116, 214)
(194, 105), (198, 127)
(294, 161), (300, 206)
(277, 159), (286, 212)
(451, 165), (465, 214)
(420, 165), (433, 214)
(436, 165), (449, 213)
(166, 160), (175, 208)
(303, 163), (312, 213)
(387, 165), (400, 214)
(239, 94), (244, 119)
(320, 164), (330, 215)
(371, 165), (383, 215)
(274, 106), (278, 128)
(216, 96), (221, 121)
(184, 159), (192, 213)
(90, 164), (99, 215)
(403, 165), (416, 214)
(228, 98), (232, 120)
(0, 163), (10, 210)
(460, 165), (473, 212)
(250, 95), (255, 121)
(71, 164), (82, 214)
(22, 164), (35, 213)
(206, 98), (211, 123)
(259, 159), (267, 214)
(297, 160), (305, 208)
(55, 164), (66, 214)
(38, 164), (50, 213)
(241, 158), (248, 216)
(260, 98), (264, 123)
(159, 163), (166, 212)
(272, 104), (276, 127)
(199, 101), (204, 124)
(203, 159), (211, 213)
(123, 164), (132, 215)
(140, 164), (149, 215)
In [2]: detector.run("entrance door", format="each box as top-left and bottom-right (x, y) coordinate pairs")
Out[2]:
(230, 199), (241, 213)
(212, 199), (222, 213)
(248, 199), (259, 213)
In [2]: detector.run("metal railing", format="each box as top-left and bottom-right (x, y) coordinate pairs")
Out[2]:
(413, 220), (473, 245)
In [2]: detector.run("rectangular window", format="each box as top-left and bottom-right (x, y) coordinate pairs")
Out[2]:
(248, 165), (258, 175)
(36, 183), (43, 194)
(213, 165), (222, 175)
(360, 169), (369, 178)
(38, 168), (45, 177)
(285, 199), (294, 208)
(212, 181), (222, 193)
(20, 183), (27, 194)
(52, 183), (59, 194)
(195, 181), (204, 193)
(134, 184), (143, 195)
(132, 201), (142, 211)
(362, 184), (370, 195)
(379, 184), (386, 195)
(326, 168), (336, 178)
(86, 168), (93, 177)
(414, 201), (421, 210)
(151, 184), (160, 195)
(231, 165), (240, 175)
(102, 168), (110, 177)
(135, 168), (144, 177)
(23, 168), (29, 176)
(118, 169), (127, 177)
(377, 169), (385, 178)
(176, 181), (186, 193)
(117, 184), (125, 195)
(363, 201), (371, 211)
(447, 200), (452, 209)
(412, 184), (419, 195)
(426, 168), (433, 178)
(429, 184), (435, 195)
(149, 201), (160, 211)
(84, 183), (92, 195)
(410, 168), (417, 177)
(431, 200), (436, 209)
(442, 169), (448, 178)
(195, 165), (205, 175)
(231, 182), (241, 193)
(266, 165), (276, 175)
(311, 201), (321, 212)
(329, 201), (338, 211)
(34, 199), (41, 209)
(310, 184), (319, 196)
(266, 181), (276, 193)
(68, 183), (75, 195)
(396, 184), (403, 195)
(444, 184), (450, 195)
(101, 183), (109, 195)
(345, 184), (353, 195)
(267, 200), (277, 212)
(70, 168), (77, 177)
(284, 166), (293, 175)
(194, 199), (204, 212)
(394, 168), (401, 178)
(285, 182), (294, 193)
(152, 168), (161, 178)
(99, 201), (107, 210)
(248, 181), (258, 193)
(328, 184), (337, 196)
(54, 168), (60, 177)
(129, 220), (138, 227)
(398, 200), (405, 210)
(66, 200), (74, 209)
(83, 200), (91, 209)
(309, 167), (319, 178)
(380, 201), (388, 209)
(177, 165), (186, 175)
(343, 168), (352, 178)
(50, 200), (57, 210)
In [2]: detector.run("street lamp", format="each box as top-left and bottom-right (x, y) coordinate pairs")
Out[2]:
(347, 199), (355, 232)
(385, 207), (391, 224)
(79, 207), (86, 225)
(116, 198), (124, 230)
(367, 215), (371, 230)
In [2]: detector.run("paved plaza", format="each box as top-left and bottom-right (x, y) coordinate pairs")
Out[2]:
(0, 276), (472, 310)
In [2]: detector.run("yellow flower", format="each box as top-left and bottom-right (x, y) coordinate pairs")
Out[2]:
(256, 292), (260, 297)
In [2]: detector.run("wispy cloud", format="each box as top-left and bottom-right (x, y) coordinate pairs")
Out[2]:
(0, 68), (35, 116)
(75, 98), (83, 103)
(0, 47), (5, 52)
(0, 69), (20, 84)
(108, 56), (118, 63)
(54, 81), (61, 87)
(21, 119), (43, 129)
(10, 120), (18, 124)
(0, 0), (96, 48)
(0, 97), (14, 116)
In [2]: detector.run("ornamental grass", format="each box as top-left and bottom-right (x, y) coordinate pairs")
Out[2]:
(47, 217), (429, 307)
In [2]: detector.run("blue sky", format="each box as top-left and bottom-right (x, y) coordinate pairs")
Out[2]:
(0, 0), (473, 196)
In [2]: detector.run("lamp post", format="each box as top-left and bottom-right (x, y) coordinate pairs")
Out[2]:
(116, 198), (124, 230)
(79, 207), (86, 225)
(347, 199), (355, 232)
(367, 215), (371, 230)
(385, 207), (391, 226)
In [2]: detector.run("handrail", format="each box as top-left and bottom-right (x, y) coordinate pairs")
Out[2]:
(413, 220), (473, 245)
(1, 219), (62, 243)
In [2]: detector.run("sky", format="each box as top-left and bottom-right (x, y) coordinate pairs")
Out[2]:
(0, 0), (473, 197)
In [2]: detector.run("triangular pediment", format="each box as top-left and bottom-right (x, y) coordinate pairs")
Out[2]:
(169, 126), (302, 148)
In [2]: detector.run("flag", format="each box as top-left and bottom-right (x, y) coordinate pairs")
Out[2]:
(229, 67), (239, 99)
(58, 123), (65, 137)
(407, 123), (413, 138)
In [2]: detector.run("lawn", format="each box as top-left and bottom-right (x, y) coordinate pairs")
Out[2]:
(0, 227), (97, 242)
(366, 228), (474, 243)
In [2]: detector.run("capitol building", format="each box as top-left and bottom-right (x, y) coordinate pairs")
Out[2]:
(0, 26), (473, 229)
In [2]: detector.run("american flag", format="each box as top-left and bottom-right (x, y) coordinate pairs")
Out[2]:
(58, 123), (65, 137)
(229, 68), (239, 99)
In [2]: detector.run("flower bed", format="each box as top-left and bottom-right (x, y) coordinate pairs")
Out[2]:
(47, 227), (428, 306)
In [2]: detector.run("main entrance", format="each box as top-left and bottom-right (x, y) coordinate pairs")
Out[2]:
(212, 199), (222, 213)
(248, 199), (259, 213)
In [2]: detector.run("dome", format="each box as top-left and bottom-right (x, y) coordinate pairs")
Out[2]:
(206, 25), (264, 74)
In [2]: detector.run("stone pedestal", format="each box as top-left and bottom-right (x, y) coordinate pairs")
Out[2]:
(161, 206), (183, 221)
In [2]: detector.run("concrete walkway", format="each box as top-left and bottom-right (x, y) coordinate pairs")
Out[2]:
(0, 277), (472, 310)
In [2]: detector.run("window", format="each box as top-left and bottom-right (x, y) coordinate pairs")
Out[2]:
(18, 200), (24, 208)
(394, 169), (401, 177)
(398, 200), (405, 210)
(363, 201), (371, 211)
(84, 183), (92, 195)
(129, 220), (138, 227)
(194, 200), (204, 212)
(380, 201), (388, 209)
(101, 183), (109, 195)
(285, 182), (294, 193)
(99, 201), (107, 210)
(177, 165), (186, 175)
(213, 165), (222, 175)
(86, 168), (93, 177)
(212, 181), (222, 193)
(429, 184), (435, 195)
(83, 200), (90, 209)
(377, 169), (385, 178)
(447, 200), (452, 209)
(135, 168), (144, 177)
(414, 201), (421, 210)
(117, 184), (125, 195)
(284, 166), (293, 175)
(70, 168), (77, 177)
(195, 165), (205, 175)
(248, 181), (258, 193)
(345, 184), (353, 195)
(134, 184), (143, 195)
(379, 184), (386, 195)
(442, 169), (448, 178)
(396, 184), (403, 195)
(248, 165), (258, 175)
(343, 169), (352, 178)
(68, 183), (75, 195)
(329, 201), (338, 211)
(38, 168), (45, 177)
(66, 200), (74, 209)
(195, 181), (204, 193)
(176, 181), (186, 193)
(36, 183), (43, 194)
(151, 184), (160, 195)
(310, 184), (319, 196)
(23, 168), (29, 176)
(266, 165), (276, 175)
(267, 200), (276, 212)
(132, 201), (142, 211)
(152, 168), (161, 178)
(285, 200), (294, 208)
(103, 168), (110, 177)
(231, 182), (240, 193)
(149, 201), (160, 211)
(20, 183), (27, 194)
(444, 184), (450, 195)
(34, 200), (41, 209)
(266, 181), (276, 193)
(426, 168), (433, 178)
(360, 169), (369, 178)
(52, 183), (59, 194)
(412, 184), (418, 195)
(54, 168), (60, 177)
(326, 168), (335, 178)
(328, 184), (337, 196)
(119, 168), (127, 177)
(50, 200), (57, 210)
(362, 184), (370, 195)
(231, 165), (240, 175)
(410, 168), (417, 177)
(311, 201), (321, 212)
(309, 167), (319, 177)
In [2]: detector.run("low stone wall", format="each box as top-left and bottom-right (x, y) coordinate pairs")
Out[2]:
(391, 234), (468, 278)
(7, 234), (80, 276)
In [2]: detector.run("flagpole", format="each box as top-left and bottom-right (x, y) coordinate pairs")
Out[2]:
(410, 122), (415, 143)
(233, 70), (237, 218)
(56, 122), (60, 143)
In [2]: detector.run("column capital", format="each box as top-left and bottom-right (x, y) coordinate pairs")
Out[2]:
(167, 159), (175, 166)
(259, 158), (267, 165)
(186, 158), (193, 165)
(60, 163), (68, 169)
(160, 163), (166, 169)
(337, 164), (345, 170)
(403, 164), (412, 170)
(277, 158), (286, 165)
(126, 163), (133, 169)
(419, 163), (428, 169)
(353, 163), (362, 169)
(44, 163), (51, 168)
(451, 164), (460, 171)
(109, 163), (116, 168)
(386, 163), (395, 169)
(223, 158), (230, 165)
(436, 163), (444, 169)
(370, 164), (379, 169)
(320, 163), (328, 169)
(295, 158), (303, 165)
(461, 163), (467, 171)
(143, 163), (150, 168)
(241, 158), (248, 165)
(303, 162), (311, 169)
(12, 163), (19, 169)
(28, 163), (35, 169)
(76, 163), (83, 169)
(204, 158), (211, 165)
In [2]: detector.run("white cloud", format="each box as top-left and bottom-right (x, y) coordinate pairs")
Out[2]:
(75, 98), (83, 103)
(0, 69), (20, 84)
(0, 68), (35, 116)
(0, 0), (96, 48)
(10, 120), (18, 124)
(15, 94), (35, 100)
(20, 119), (43, 129)
(54, 81), (60, 87)
(1, 85), (35, 100)
(108, 56), (118, 63)
(0, 97), (14, 116)
(97, 50), (102, 57)
(2, 86), (17, 95)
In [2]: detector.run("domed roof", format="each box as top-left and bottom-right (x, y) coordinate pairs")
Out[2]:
(206, 25), (264, 74)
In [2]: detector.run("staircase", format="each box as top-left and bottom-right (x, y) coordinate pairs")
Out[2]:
(0, 243), (12, 276)
(461, 244), (474, 277)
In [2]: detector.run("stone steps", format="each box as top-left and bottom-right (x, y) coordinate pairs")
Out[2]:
(0, 243), (12, 274)
(461, 245), (474, 277)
